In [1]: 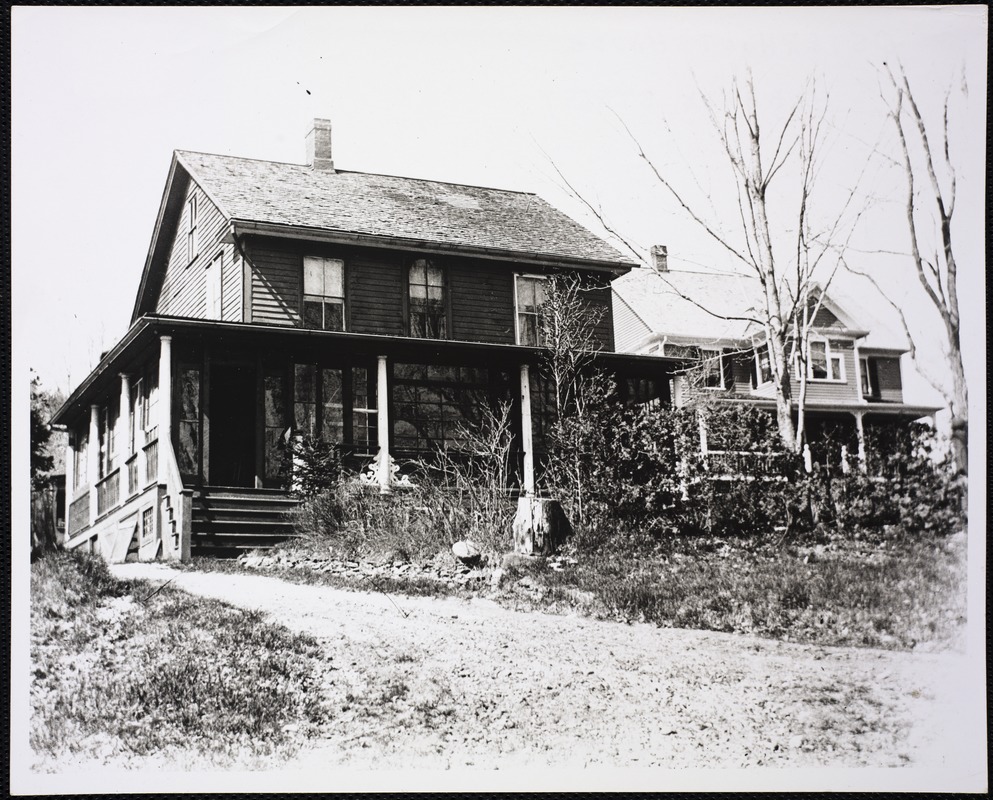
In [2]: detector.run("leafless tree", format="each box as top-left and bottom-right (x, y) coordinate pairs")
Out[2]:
(550, 74), (868, 455)
(877, 65), (969, 476)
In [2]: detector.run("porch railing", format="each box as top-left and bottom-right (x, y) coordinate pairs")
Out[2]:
(95, 468), (121, 516)
(701, 450), (793, 478)
(67, 492), (90, 537)
(143, 439), (159, 486)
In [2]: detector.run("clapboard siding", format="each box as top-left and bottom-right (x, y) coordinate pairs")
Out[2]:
(449, 260), (515, 344)
(221, 251), (243, 322)
(156, 183), (229, 318)
(248, 243), (301, 327)
(349, 252), (404, 335)
(789, 344), (858, 403)
(612, 290), (652, 352)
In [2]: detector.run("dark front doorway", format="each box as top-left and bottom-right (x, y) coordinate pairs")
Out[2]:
(209, 363), (257, 487)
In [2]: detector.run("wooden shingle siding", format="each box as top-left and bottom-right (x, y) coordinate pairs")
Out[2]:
(349, 252), (404, 335)
(449, 260), (514, 344)
(873, 356), (903, 403)
(249, 243), (301, 327)
(155, 183), (228, 318)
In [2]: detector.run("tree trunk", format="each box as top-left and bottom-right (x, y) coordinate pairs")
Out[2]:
(513, 497), (569, 556)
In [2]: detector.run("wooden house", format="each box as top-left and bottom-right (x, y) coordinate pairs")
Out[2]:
(612, 247), (941, 467)
(52, 120), (676, 562)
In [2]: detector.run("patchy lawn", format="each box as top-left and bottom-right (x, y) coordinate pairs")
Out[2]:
(30, 551), (333, 772)
(212, 528), (968, 653)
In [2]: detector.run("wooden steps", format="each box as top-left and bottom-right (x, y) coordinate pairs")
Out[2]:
(190, 487), (300, 558)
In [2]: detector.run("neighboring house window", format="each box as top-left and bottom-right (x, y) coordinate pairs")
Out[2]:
(408, 258), (447, 338)
(700, 349), (725, 389)
(303, 256), (345, 331)
(186, 194), (198, 263)
(754, 343), (773, 385)
(205, 253), (223, 319)
(515, 275), (547, 346)
(860, 357), (879, 398)
(805, 338), (845, 382)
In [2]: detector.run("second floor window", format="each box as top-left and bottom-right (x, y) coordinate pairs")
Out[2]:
(303, 256), (345, 331)
(408, 259), (446, 338)
(805, 338), (845, 382)
(186, 194), (198, 263)
(754, 343), (773, 385)
(515, 274), (547, 346)
(700, 349), (726, 389)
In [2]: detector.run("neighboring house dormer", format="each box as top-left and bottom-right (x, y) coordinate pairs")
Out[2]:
(612, 260), (936, 418)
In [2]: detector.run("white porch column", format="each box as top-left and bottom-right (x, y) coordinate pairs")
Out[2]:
(158, 336), (173, 447)
(376, 355), (391, 494)
(88, 404), (100, 525)
(854, 411), (867, 472)
(853, 340), (864, 403)
(520, 364), (535, 496)
(119, 373), (131, 498)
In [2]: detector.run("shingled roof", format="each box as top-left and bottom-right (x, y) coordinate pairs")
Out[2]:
(176, 150), (634, 268)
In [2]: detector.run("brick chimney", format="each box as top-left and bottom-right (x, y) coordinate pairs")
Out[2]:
(306, 119), (335, 171)
(650, 244), (668, 272)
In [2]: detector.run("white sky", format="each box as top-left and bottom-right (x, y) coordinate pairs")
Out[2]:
(11, 6), (986, 405)
(8, 8), (989, 792)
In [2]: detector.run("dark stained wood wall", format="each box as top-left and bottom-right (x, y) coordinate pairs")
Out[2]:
(348, 250), (404, 336)
(449, 260), (515, 343)
(242, 236), (618, 350)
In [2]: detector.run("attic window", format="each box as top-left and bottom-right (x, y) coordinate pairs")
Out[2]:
(186, 194), (199, 263)
(302, 256), (345, 331)
(805, 338), (845, 382)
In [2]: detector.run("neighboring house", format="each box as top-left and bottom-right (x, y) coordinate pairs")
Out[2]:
(52, 120), (675, 562)
(612, 247), (941, 466)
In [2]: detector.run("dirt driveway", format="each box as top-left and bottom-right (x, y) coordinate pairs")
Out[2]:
(107, 563), (981, 786)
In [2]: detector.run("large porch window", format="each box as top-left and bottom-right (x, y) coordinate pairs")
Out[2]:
(292, 362), (378, 452)
(393, 363), (511, 453)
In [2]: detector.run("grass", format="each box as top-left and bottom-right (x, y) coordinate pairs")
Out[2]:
(508, 531), (969, 650)
(31, 550), (331, 769)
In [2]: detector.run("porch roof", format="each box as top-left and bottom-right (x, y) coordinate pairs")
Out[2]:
(716, 396), (941, 420)
(53, 315), (682, 427)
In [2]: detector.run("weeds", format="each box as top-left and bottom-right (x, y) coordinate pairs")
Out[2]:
(30, 551), (330, 768)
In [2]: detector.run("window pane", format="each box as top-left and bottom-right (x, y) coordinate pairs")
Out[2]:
(829, 355), (843, 381)
(409, 260), (427, 286)
(303, 299), (323, 329)
(324, 301), (344, 331)
(178, 421), (198, 474)
(323, 259), (344, 297)
(809, 342), (828, 378)
(303, 257), (324, 294)
(180, 368), (200, 419)
(519, 314), (538, 346)
(426, 264), (444, 287)
(294, 403), (316, 437)
(409, 284), (427, 301)
(295, 364), (316, 403)
(322, 368), (343, 441)
(264, 374), (284, 426)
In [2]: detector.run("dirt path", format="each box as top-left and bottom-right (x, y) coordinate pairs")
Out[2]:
(108, 563), (978, 777)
